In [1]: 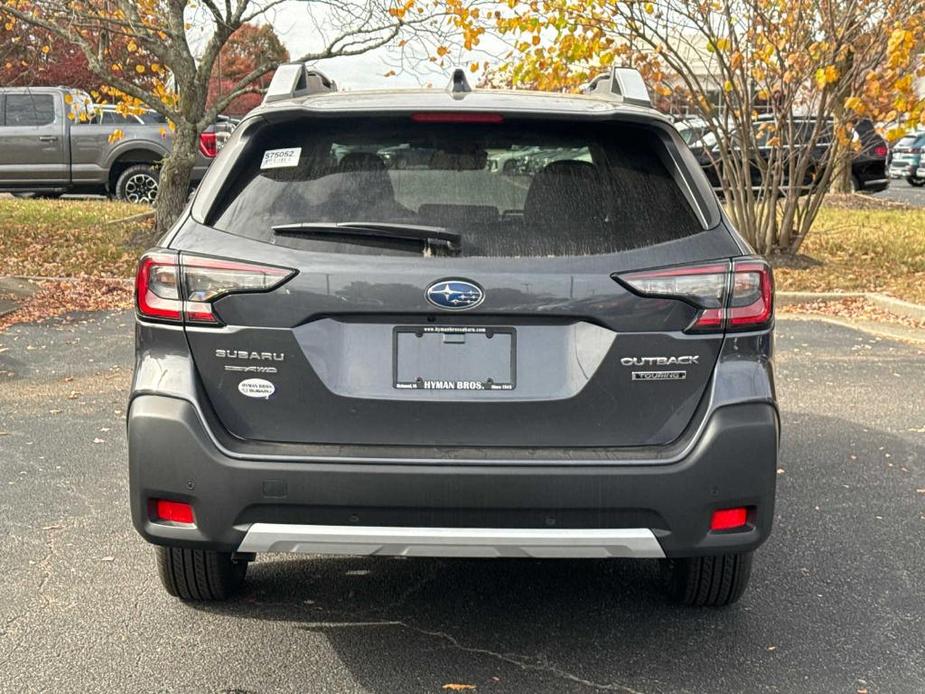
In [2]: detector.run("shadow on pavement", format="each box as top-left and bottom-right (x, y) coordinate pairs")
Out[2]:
(197, 555), (733, 693)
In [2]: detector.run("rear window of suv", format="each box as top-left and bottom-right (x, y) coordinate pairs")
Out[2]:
(896, 134), (925, 148)
(207, 117), (705, 257)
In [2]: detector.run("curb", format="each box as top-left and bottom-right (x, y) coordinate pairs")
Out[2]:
(777, 291), (925, 322)
(0, 277), (39, 318)
(778, 313), (925, 346)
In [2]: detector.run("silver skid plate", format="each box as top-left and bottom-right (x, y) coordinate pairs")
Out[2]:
(237, 524), (665, 559)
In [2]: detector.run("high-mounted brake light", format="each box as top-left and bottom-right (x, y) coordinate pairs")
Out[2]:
(198, 131), (218, 158)
(615, 259), (773, 333)
(135, 252), (295, 325)
(410, 112), (504, 124)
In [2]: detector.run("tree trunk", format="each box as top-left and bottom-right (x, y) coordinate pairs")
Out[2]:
(154, 125), (198, 235)
(830, 157), (853, 193)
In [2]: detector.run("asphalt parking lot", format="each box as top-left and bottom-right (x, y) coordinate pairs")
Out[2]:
(874, 177), (925, 206)
(0, 312), (923, 693)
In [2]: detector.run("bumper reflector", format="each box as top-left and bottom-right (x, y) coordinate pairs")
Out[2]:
(154, 499), (195, 525)
(710, 507), (748, 531)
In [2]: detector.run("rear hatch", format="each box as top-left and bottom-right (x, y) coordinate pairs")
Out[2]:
(163, 113), (751, 449)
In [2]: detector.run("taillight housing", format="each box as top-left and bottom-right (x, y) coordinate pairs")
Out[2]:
(135, 251), (295, 326)
(874, 144), (889, 157)
(615, 259), (773, 333)
(135, 252), (182, 321)
(198, 131), (218, 158)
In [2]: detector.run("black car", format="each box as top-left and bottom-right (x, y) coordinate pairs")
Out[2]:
(128, 65), (778, 606)
(689, 116), (889, 194)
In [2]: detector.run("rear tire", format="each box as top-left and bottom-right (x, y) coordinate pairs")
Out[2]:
(115, 164), (159, 204)
(155, 546), (248, 601)
(907, 176), (925, 187)
(663, 551), (753, 606)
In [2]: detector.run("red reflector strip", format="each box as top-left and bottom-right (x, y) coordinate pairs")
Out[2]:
(710, 507), (748, 531)
(410, 112), (504, 124)
(154, 499), (195, 525)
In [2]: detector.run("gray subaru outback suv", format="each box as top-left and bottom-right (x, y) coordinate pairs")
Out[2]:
(129, 65), (778, 606)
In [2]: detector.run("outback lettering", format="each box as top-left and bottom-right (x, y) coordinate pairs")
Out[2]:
(621, 356), (700, 366)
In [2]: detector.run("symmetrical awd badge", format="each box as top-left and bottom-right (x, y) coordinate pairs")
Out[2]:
(425, 280), (484, 310)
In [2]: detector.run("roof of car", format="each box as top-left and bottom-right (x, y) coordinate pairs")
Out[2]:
(254, 87), (668, 121)
(0, 86), (89, 95)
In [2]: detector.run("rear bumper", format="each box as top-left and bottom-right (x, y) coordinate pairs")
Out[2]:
(860, 177), (889, 192)
(128, 395), (779, 558)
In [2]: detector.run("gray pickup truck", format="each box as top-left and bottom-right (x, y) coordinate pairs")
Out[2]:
(0, 86), (213, 202)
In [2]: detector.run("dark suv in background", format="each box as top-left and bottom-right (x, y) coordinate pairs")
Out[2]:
(129, 65), (779, 606)
(688, 115), (889, 194)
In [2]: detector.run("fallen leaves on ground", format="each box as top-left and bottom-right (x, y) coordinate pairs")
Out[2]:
(442, 686), (477, 691)
(774, 205), (925, 304)
(0, 197), (154, 279)
(821, 193), (913, 211)
(778, 296), (925, 330)
(0, 198), (147, 329)
(0, 278), (132, 331)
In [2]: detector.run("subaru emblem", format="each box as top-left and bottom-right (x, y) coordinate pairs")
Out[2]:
(425, 280), (484, 310)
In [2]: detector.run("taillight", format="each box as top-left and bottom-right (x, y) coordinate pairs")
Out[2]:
(135, 251), (295, 325)
(874, 144), (889, 157)
(727, 261), (774, 329)
(615, 259), (773, 333)
(135, 251), (181, 321)
(198, 131), (218, 158)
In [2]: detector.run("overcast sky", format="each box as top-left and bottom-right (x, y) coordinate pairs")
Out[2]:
(262, 1), (504, 90)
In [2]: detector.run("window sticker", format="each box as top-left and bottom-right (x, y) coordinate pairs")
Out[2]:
(261, 147), (302, 169)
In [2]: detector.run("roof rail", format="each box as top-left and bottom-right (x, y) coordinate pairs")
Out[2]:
(582, 67), (651, 108)
(264, 63), (337, 104)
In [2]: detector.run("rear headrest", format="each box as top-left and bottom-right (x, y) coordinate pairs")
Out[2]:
(337, 152), (394, 203)
(524, 160), (604, 228)
(338, 152), (388, 173)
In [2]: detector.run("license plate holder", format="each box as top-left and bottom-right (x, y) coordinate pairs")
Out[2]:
(393, 326), (516, 391)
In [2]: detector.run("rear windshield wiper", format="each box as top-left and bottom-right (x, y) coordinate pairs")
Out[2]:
(272, 221), (461, 254)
